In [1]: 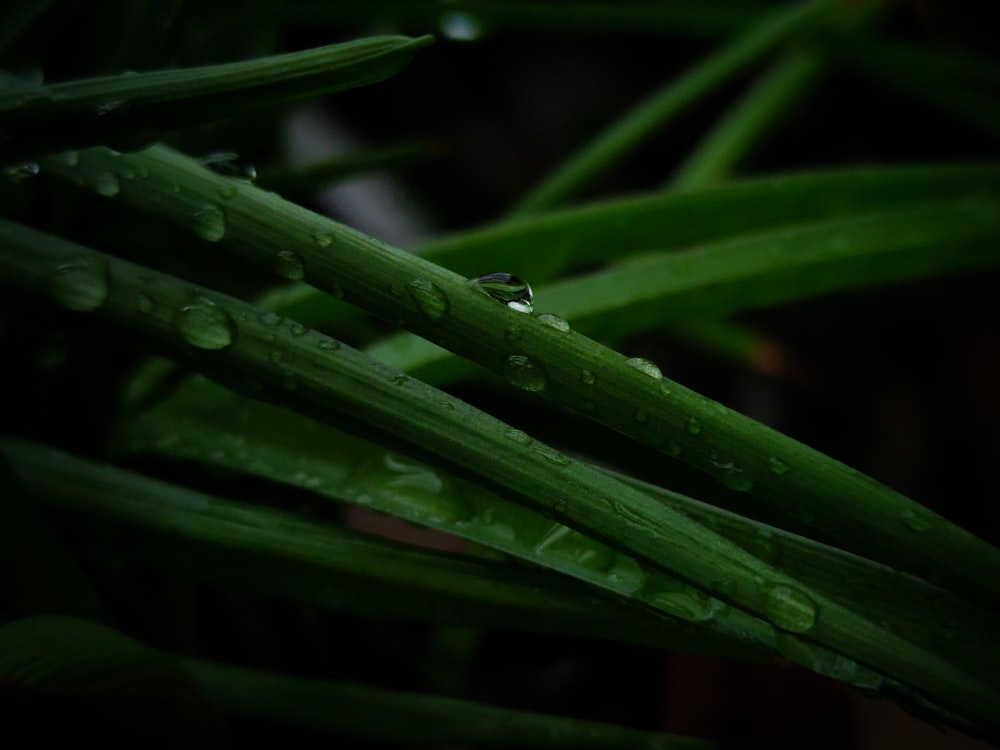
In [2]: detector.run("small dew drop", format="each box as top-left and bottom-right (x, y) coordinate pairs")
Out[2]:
(48, 255), (109, 312)
(686, 417), (702, 435)
(580, 369), (596, 385)
(901, 509), (933, 533)
(259, 311), (282, 327)
(407, 279), (450, 322)
(768, 456), (790, 475)
(536, 313), (570, 332)
(765, 584), (818, 633)
(318, 339), (340, 351)
(93, 171), (120, 197)
(712, 460), (754, 492)
(192, 203), (226, 242)
(634, 408), (648, 424)
(312, 230), (335, 248)
(665, 440), (682, 457)
(503, 324), (523, 342)
(273, 250), (305, 281)
(472, 272), (533, 314)
(216, 183), (238, 199)
(174, 295), (236, 350)
(503, 354), (547, 392)
(137, 292), (155, 314)
(625, 357), (662, 380)
(290, 322), (308, 336)
(504, 427), (532, 446)
(534, 443), (570, 466)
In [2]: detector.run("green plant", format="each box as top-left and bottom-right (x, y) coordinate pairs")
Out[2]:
(2, 1), (998, 747)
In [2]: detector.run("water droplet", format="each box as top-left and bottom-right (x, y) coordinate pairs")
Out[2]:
(378, 454), (472, 523)
(765, 584), (817, 633)
(2, 161), (40, 185)
(533, 524), (616, 572)
(290, 322), (308, 336)
(665, 440), (682, 457)
(259, 311), (282, 327)
(711, 459), (754, 491)
(318, 338), (340, 351)
(686, 417), (702, 435)
(537, 313), (570, 332)
(504, 427), (532, 445)
(472, 272), (533, 313)
(606, 555), (646, 594)
(217, 183), (238, 199)
(900, 509), (933, 532)
(269, 349), (288, 365)
(95, 98), (127, 115)
(48, 255), (108, 311)
(534, 443), (570, 466)
(503, 354), (546, 392)
(407, 279), (450, 322)
(633, 408), (648, 424)
(93, 171), (120, 196)
(580, 369), (596, 385)
(199, 151), (256, 183)
(271, 250), (305, 281)
(768, 456), (790, 475)
(192, 203), (226, 242)
(625, 357), (662, 380)
(644, 583), (716, 621)
(174, 295), (236, 350)
(440, 11), (482, 41)
(137, 292), (155, 314)
(312, 230), (335, 248)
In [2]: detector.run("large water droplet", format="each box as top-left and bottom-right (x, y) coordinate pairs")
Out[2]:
(536, 313), (570, 332)
(472, 272), (533, 313)
(199, 151), (256, 183)
(174, 295), (236, 350)
(765, 584), (817, 633)
(503, 354), (546, 392)
(192, 203), (226, 242)
(606, 555), (646, 594)
(48, 255), (108, 311)
(625, 357), (662, 380)
(408, 279), (450, 322)
(93, 171), (120, 196)
(273, 250), (305, 281)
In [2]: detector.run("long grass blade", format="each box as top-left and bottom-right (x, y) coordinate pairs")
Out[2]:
(0, 35), (433, 159)
(509, 0), (837, 216)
